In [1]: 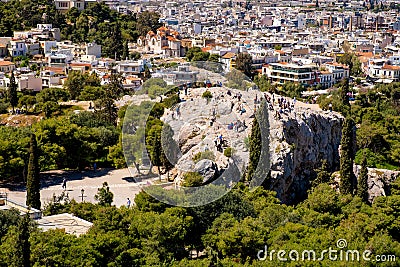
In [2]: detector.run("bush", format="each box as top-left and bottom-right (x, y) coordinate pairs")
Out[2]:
(224, 147), (234, 157)
(162, 94), (180, 109)
(202, 90), (213, 99)
(193, 150), (215, 163)
(182, 172), (203, 187)
(0, 99), (8, 114)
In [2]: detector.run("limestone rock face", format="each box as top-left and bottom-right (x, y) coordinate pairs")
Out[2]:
(353, 165), (400, 203)
(194, 159), (219, 183)
(268, 109), (343, 204)
(162, 86), (345, 204)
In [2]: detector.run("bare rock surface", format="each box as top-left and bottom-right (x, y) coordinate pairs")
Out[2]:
(162, 86), (344, 203)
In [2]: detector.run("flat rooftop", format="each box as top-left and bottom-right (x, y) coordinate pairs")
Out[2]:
(36, 213), (93, 236)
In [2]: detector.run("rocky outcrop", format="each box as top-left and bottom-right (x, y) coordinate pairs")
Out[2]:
(194, 159), (219, 183)
(162, 86), (344, 204)
(353, 166), (400, 203)
(269, 108), (343, 204)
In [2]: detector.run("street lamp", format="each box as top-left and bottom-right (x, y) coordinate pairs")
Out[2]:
(80, 188), (85, 202)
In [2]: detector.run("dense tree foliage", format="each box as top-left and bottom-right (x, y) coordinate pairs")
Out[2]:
(337, 52), (363, 76)
(0, 181), (399, 266)
(235, 52), (254, 78)
(319, 82), (400, 170)
(0, 112), (119, 182)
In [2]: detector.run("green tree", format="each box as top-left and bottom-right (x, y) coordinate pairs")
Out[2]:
(41, 101), (60, 118)
(208, 54), (220, 63)
(247, 117), (261, 182)
(110, 23), (123, 60)
(0, 209), (21, 240)
(357, 154), (369, 203)
(79, 86), (105, 101)
(122, 40), (129, 60)
(247, 102), (270, 187)
(94, 182), (114, 206)
(11, 214), (31, 267)
(95, 97), (118, 126)
(36, 87), (70, 103)
(312, 160), (331, 188)
(26, 133), (41, 209)
(64, 71), (85, 99)
(185, 47), (206, 62)
(136, 11), (162, 37)
(339, 78), (350, 107)
(235, 52), (253, 77)
(340, 117), (356, 195)
(18, 95), (36, 112)
(146, 123), (164, 175)
(8, 72), (18, 113)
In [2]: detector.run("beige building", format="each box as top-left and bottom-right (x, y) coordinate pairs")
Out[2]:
(0, 61), (15, 73)
(137, 26), (185, 57)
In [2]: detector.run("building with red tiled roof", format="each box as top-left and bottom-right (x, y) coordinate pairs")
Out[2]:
(137, 26), (184, 58)
(0, 61), (15, 73)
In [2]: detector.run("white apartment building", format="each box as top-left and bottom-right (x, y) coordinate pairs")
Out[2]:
(262, 62), (318, 86)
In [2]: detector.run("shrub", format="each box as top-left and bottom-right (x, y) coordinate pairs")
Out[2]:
(202, 90), (213, 99)
(181, 172), (203, 187)
(193, 150), (215, 163)
(224, 147), (234, 157)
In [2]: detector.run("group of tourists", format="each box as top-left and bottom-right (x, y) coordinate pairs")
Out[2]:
(214, 134), (225, 153)
(228, 119), (247, 132)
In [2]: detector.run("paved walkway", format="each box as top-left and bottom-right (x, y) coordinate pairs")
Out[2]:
(2, 168), (143, 209)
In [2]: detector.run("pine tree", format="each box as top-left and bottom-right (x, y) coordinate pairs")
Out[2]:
(26, 133), (41, 209)
(312, 159), (331, 187)
(247, 117), (261, 182)
(94, 182), (114, 206)
(247, 102), (270, 187)
(122, 40), (129, 60)
(339, 78), (350, 107)
(111, 23), (123, 60)
(357, 155), (369, 202)
(12, 214), (31, 267)
(9, 71), (18, 113)
(339, 118), (356, 195)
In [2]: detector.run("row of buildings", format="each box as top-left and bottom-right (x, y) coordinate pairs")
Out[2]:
(2, 1), (400, 92)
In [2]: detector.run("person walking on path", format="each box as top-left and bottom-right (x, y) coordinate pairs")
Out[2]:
(127, 198), (131, 208)
(62, 178), (67, 190)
